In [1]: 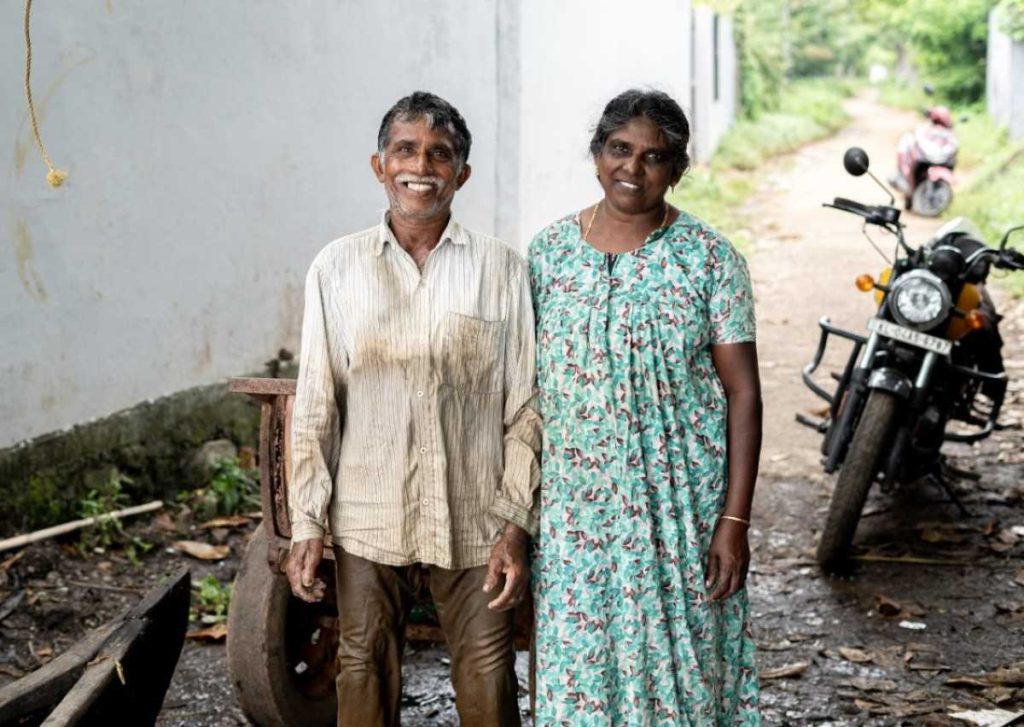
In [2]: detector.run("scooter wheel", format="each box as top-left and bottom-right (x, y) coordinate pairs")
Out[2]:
(911, 179), (952, 217)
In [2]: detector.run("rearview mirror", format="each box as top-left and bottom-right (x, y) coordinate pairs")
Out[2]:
(999, 225), (1024, 251)
(843, 147), (870, 177)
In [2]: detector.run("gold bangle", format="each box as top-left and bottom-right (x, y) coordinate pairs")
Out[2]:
(720, 515), (750, 526)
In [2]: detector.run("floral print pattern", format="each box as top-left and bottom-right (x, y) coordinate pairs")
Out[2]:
(530, 211), (760, 726)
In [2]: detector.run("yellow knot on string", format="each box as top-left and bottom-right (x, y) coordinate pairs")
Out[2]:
(24, 0), (68, 188)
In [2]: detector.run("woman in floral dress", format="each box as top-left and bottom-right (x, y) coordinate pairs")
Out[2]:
(530, 90), (762, 725)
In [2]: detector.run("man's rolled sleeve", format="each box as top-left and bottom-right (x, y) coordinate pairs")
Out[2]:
(289, 264), (342, 543)
(489, 263), (541, 537)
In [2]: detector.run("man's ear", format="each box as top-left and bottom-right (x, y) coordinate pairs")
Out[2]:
(455, 163), (472, 190)
(371, 153), (385, 182)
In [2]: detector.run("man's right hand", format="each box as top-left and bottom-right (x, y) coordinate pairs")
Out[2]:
(285, 538), (326, 603)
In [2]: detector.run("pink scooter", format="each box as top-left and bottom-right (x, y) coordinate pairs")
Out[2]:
(890, 103), (958, 217)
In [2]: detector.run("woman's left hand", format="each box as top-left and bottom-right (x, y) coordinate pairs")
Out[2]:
(705, 519), (750, 601)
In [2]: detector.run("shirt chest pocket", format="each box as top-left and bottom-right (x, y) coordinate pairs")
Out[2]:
(441, 312), (506, 394)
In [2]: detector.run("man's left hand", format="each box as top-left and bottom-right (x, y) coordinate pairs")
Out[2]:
(483, 523), (529, 611)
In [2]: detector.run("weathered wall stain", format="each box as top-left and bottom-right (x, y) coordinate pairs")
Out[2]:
(13, 56), (94, 177)
(11, 216), (48, 301)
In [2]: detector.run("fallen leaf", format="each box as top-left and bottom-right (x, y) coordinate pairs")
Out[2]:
(841, 676), (898, 692)
(997, 529), (1020, 545)
(948, 708), (1024, 726)
(0, 665), (23, 678)
(34, 645), (53, 660)
(1014, 567), (1024, 588)
(981, 520), (1000, 537)
(994, 601), (1023, 614)
(839, 646), (874, 663)
(0, 552), (25, 573)
(760, 662), (808, 680)
(238, 446), (256, 469)
(946, 665), (1024, 689)
(152, 512), (178, 533)
(981, 687), (1017, 706)
(920, 528), (964, 544)
(757, 639), (796, 651)
(875, 594), (902, 616)
(186, 623), (228, 641)
(172, 541), (230, 561)
(198, 515), (252, 530)
(854, 698), (887, 713)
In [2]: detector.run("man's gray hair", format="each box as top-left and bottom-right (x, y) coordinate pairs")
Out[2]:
(376, 92), (472, 167)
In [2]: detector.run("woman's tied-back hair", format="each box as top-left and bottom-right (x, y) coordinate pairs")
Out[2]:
(589, 89), (691, 178)
(377, 91), (473, 168)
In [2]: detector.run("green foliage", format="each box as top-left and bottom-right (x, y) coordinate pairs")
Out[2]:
(734, 0), (787, 118)
(76, 469), (152, 564)
(207, 458), (260, 516)
(950, 132), (1024, 297)
(15, 473), (67, 531)
(671, 79), (852, 251)
(183, 456), (260, 521)
(900, 0), (996, 104)
(997, 0), (1024, 40)
(714, 78), (853, 170)
(191, 575), (232, 624)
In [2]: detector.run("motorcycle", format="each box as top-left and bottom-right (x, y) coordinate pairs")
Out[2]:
(796, 146), (1024, 568)
(890, 102), (959, 217)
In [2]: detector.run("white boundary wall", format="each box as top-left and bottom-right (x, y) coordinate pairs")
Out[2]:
(1, 0), (736, 447)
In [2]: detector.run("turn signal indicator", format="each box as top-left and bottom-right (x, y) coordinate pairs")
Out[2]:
(855, 274), (875, 292)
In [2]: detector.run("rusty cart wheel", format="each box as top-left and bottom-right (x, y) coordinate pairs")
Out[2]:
(227, 527), (338, 726)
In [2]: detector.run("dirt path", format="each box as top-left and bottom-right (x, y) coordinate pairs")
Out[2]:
(5, 92), (1022, 727)
(745, 91), (1024, 724)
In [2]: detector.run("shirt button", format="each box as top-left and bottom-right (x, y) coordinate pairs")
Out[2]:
(422, 499), (430, 507)
(416, 390), (424, 398)
(419, 446), (427, 455)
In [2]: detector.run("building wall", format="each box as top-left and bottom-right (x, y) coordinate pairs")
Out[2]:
(690, 6), (737, 164)
(514, 0), (694, 244)
(1, 0), (736, 450)
(987, 9), (1024, 141)
(0, 0), (502, 448)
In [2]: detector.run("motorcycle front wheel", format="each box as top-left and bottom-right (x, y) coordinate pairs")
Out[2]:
(911, 179), (952, 217)
(816, 390), (898, 568)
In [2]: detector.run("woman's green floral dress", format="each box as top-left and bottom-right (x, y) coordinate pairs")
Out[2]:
(529, 210), (761, 726)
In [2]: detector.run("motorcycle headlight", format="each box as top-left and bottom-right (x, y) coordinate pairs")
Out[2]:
(889, 270), (952, 329)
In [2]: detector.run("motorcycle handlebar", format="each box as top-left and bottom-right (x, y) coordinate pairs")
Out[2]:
(826, 197), (902, 227)
(996, 247), (1024, 271)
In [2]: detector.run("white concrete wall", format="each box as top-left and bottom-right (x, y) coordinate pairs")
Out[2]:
(514, 0), (694, 244)
(987, 10), (1024, 141)
(0, 0), (502, 448)
(2, 0), (737, 449)
(690, 7), (737, 163)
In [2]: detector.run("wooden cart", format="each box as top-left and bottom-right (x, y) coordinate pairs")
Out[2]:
(226, 378), (532, 726)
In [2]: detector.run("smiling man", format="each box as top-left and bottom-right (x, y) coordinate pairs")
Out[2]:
(284, 92), (539, 727)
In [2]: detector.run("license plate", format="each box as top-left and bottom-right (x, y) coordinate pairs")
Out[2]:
(867, 318), (952, 356)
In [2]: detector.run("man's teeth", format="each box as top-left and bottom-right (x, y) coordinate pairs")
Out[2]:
(405, 182), (435, 192)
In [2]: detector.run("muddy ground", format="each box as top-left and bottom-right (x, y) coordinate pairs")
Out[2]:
(2, 91), (1023, 726)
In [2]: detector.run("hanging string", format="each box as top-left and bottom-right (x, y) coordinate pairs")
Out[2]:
(24, 0), (68, 188)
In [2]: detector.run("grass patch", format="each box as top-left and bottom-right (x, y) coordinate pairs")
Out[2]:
(670, 78), (856, 250)
(714, 79), (854, 171)
(950, 145), (1024, 297)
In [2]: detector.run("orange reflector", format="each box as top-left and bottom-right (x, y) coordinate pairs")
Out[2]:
(965, 309), (986, 331)
(855, 274), (875, 292)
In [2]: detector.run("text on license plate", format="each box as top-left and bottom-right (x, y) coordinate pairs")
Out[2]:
(867, 318), (952, 356)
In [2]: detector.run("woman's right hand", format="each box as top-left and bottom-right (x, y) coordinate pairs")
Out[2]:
(705, 519), (750, 601)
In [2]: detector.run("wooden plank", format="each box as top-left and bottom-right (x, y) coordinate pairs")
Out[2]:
(228, 377), (297, 397)
(0, 622), (118, 725)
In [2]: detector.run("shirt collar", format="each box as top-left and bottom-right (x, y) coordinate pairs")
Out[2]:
(375, 211), (467, 256)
